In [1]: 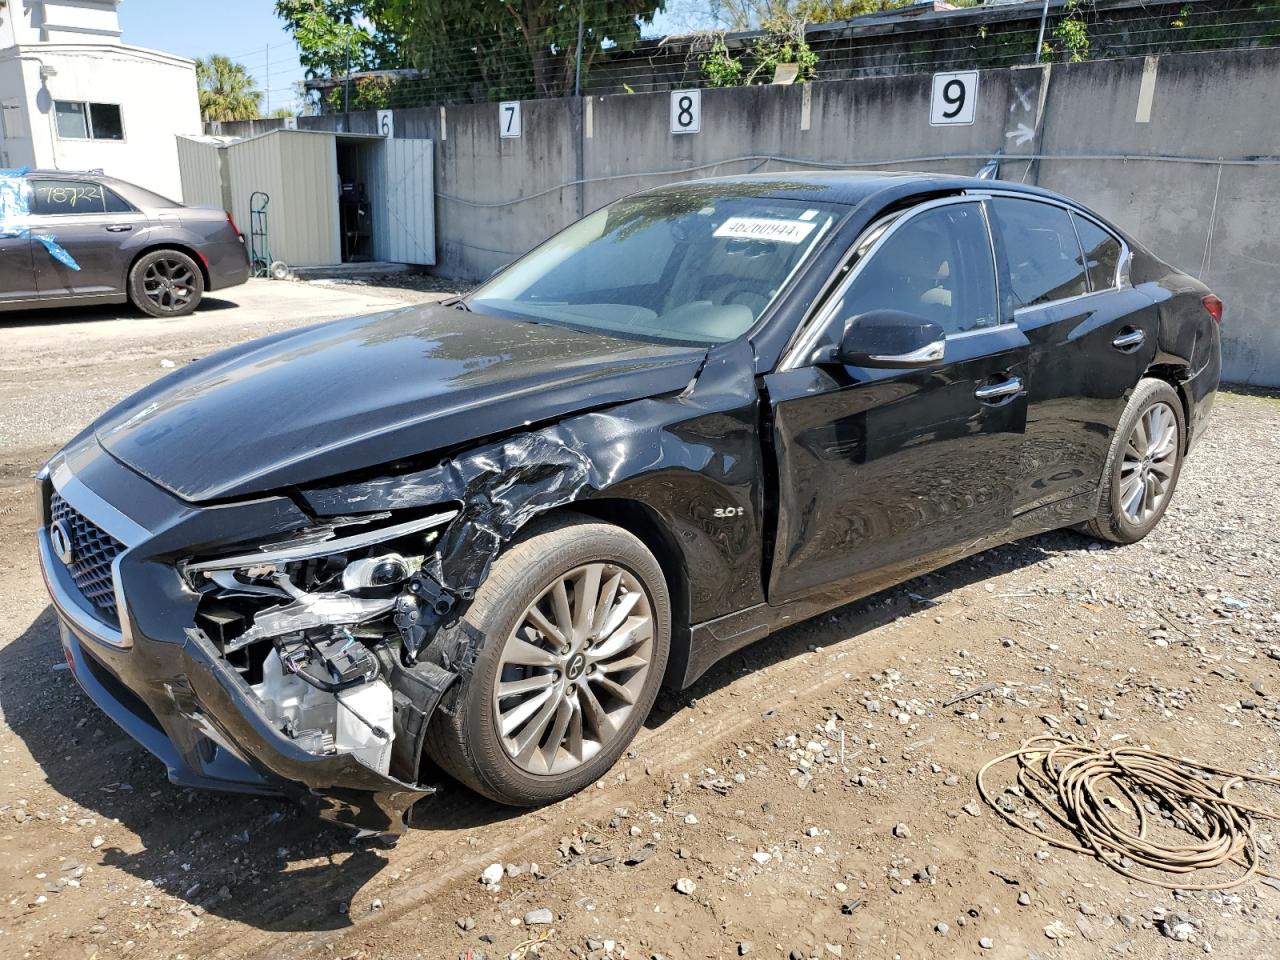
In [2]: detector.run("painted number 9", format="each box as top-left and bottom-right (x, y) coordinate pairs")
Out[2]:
(930, 71), (978, 126)
(941, 79), (965, 119)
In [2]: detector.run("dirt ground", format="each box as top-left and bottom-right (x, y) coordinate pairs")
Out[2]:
(1, 281), (1278, 960)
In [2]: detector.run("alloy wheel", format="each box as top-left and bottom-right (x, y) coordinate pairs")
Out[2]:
(1119, 400), (1179, 524)
(142, 258), (196, 313)
(492, 562), (654, 776)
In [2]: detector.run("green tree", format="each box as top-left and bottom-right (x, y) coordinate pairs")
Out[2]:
(378, 0), (666, 101)
(672, 0), (916, 31)
(274, 1), (402, 78)
(195, 55), (264, 121)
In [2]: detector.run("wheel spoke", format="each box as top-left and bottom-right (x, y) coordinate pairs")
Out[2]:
(1130, 414), (1149, 454)
(512, 688), (561, 764)
(524, 603), (566, 647)
(590, 673), (637, 706)
(503, 636), (560, 668)
(578, 681), (617, 741)
(540, 697), (575, 771)
(589, 615), (651, 662)
(593, 571), (623, 634)
(597, 589), (642, 641)
(551, 580), (574, 644)
(499, 686), (553, 737)
(497, 672), (555, 700)
(594, 654), (648, 676)
(573, 564), (604, 637)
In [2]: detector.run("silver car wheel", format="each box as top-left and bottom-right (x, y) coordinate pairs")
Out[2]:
(142, 257), (197, 313)
(1119, 400), (1179, 524)
(492, 562), (654, 776)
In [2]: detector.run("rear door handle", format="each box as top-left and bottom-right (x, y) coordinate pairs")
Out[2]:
(105, 224), (133, 233)
(1112, 328), (1145, 352)
(974, 376), (1023, 403)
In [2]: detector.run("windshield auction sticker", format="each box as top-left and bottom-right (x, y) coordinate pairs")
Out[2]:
(714, 217), (818, 244)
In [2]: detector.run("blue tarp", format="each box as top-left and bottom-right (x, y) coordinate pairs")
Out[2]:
(0, 167), (81, 271)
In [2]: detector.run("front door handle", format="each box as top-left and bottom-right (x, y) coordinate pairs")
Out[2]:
(105, 224), (133, 233)
(974, 376), (1023, 403)
(1112, 328), (1145, 352)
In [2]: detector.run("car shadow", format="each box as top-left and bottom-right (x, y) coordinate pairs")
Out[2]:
(0, 296), (241, 329)
(0, 528), (1105, 934)
(646, 528), (1103, 726)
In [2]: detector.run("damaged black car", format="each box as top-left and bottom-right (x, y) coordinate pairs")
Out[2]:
(36, 172), (1221, 835)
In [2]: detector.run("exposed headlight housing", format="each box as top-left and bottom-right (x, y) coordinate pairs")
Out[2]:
(184, 509), (457, 654)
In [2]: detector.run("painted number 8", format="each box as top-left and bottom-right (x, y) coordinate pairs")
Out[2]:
(941, 78), (966, 119)
(677, 95), (695, 128)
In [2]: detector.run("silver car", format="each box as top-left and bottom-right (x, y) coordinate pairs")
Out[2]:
(0, 170), (249, 318)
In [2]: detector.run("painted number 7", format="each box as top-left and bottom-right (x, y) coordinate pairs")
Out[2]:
(500, 101), (522, 139)
(929, 71), (978, 126)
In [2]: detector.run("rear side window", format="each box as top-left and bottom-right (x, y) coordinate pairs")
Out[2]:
(1072, 214), (1123, 291)
(988, 198), (1087, 308)
(29, 180), (108, 215)
(103, 188), (133, 213)
(837, 202), (999, 336)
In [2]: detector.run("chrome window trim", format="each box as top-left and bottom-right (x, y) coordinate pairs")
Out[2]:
(966, 189), (1132, 296)
(45, 459), (149, 650)
(779, 195), (1002, 371)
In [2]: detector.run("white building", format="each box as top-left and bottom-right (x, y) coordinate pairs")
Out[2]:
(0, 0), (201, 200)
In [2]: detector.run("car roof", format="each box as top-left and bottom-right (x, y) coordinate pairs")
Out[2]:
(637, 169), (1071, 209)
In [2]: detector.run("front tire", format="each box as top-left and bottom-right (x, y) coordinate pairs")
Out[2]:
(1083, 377), (1185, 544)
(424, 514), (671, 807)
(128, 250), (205, 318)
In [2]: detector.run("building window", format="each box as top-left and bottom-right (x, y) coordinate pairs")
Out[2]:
(54, 101), (124, 141)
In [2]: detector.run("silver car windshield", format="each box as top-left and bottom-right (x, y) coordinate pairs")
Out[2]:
(468, 188), (844, 345)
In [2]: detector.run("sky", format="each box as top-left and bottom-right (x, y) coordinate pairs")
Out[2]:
(115, 0), (700, 117)
(118, 0), (308, 116)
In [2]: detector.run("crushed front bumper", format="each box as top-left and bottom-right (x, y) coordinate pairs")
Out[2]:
(37, 444), (432, 836)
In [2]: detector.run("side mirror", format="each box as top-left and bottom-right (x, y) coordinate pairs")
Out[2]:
(835, 310), (946, 369)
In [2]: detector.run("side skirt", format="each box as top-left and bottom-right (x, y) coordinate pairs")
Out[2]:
(680, 490), (1097, 688)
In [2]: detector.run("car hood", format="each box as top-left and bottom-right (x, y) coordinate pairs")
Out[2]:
(95, 303), (707, 502)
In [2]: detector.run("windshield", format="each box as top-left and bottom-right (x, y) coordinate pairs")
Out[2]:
(468, 188), (845, 345)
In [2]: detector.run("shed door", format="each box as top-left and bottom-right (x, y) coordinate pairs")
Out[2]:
(371, 138), (435, 266)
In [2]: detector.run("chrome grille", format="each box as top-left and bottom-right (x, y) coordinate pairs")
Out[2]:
(50, 492), (124, 623)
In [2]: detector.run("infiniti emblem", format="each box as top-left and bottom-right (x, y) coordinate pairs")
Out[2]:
(565, 651), (586, 681)
(50, 519), (75, 566)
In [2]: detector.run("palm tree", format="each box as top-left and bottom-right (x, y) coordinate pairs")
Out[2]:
(196, 55), (264, 121)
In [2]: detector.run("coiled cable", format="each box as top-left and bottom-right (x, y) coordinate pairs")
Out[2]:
(977, 735), (1280, 890)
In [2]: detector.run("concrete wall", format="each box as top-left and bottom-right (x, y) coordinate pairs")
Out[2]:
(216, 47), (1279, 385)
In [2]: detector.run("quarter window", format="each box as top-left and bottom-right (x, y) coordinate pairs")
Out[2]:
(833, 202), (999, 337)
(54, 101), (124, 141)
(1072, 214), (1123, 291)
(988, 198), (1087, 308)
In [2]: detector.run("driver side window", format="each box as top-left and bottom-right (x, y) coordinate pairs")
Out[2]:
(832, 202), (999, 337)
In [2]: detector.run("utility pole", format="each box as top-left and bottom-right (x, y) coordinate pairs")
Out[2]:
(265, 44), (270, 115)
(344, 14), (353, 117)
(574, 8), (585, 98)
(1035, 0), (1050, 64)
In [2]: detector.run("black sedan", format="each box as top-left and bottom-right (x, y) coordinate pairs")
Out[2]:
(35, 171), (1220, 834)
(0, 170), (249, 318)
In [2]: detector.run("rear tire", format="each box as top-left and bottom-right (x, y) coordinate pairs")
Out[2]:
(424, 514), (670, 807)
(128, 250), (205, 318)
(1083, 377), (1185, 544)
